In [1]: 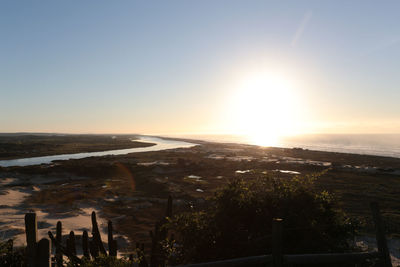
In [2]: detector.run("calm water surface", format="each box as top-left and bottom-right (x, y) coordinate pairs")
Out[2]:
(171, 134), (400, 158)
(0, 136), (197, 167)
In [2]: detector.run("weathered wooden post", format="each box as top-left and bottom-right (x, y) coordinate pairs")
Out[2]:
(108, 220), (118, 256)
(82, 230), (90, 258)
(272, 218), (283, 267)
(25, 213), (37, 267)
(37, 238), (51, 267)
(49, 230), (83, 266)
(91, 211), (107, 255)
(66, 231), (77, 256)
(89, 239), (99, 258)
(55, 221), (63, 267)
(370, 202), (392, 267)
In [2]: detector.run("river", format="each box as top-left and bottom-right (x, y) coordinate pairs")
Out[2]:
(0, 136), (197, 167)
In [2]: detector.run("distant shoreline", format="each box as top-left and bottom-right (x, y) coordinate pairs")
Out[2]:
(164, 134), (400, 159)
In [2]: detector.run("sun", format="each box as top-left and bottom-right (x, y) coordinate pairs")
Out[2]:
(227, 72), (301, 146)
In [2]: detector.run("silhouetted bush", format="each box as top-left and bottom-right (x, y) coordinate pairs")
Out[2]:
(0, 240), (26, 267)
(66, 254), (132, 267)
(165, 173), (359, 264)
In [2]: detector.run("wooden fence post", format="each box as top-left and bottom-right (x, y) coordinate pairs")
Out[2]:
(55, 221), (63, 267)
(272, 218), (283, 267)
(48, 231), (83, 266)
(108, 220), (118, 257)
(37, 238), (51, 267)
(82, 230), (90, 258)
(370, 202), (392, 267)
(91, 211), (107, 255)
(67, 231), (77, 256)
(89, 239), (99, 258)
(25, 213), (37, 267)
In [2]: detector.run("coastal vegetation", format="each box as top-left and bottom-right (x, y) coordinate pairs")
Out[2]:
(164, 174), (358, 264)
(0, 239), (25, 266)
(1, 177), (388, 266)
(0, 137), (399, 265)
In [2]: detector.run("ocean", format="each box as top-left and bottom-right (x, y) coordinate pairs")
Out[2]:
(174, 134), (400, 158)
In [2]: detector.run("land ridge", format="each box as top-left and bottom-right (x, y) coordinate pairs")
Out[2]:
(0, 134), (154, 160)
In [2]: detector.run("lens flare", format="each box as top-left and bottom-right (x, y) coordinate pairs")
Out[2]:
(115, 162), (135, 192)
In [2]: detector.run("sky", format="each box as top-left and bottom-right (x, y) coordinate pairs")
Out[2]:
(1, 1), (400, 136)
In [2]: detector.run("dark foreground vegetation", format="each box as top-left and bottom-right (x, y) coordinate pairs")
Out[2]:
(165, 174), (357, 264)
(0, 175), (392, 266)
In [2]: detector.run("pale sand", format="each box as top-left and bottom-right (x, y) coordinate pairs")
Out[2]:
(0, 177), (129, 255)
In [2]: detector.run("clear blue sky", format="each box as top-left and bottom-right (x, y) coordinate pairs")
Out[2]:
(1, 1), (399, 135)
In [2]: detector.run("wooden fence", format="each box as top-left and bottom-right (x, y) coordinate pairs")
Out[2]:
(22, 210), (147, 267)
(1, 201), (394, 267)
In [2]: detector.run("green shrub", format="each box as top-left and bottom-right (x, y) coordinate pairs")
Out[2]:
(0, 239), (26, 267)
(66, 254), (132, 267)
(166, 174), (358, 264)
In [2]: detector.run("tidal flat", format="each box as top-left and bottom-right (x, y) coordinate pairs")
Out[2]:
(0, 136), (399, 261)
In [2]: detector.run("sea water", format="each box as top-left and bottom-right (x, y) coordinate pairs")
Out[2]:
(176, 134), (400, 158)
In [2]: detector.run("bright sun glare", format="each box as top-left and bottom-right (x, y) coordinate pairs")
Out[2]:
(229, 72), (302, 146)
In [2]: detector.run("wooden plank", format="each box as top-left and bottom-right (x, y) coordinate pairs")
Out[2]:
(175, 255), (273, 267)
(284, 252), (380, 264)
(370, 202), (393, 267)
(175, 252), (380, 267)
